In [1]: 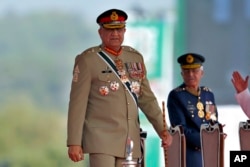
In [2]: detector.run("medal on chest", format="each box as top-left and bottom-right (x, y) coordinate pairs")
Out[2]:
(114, 58), (129, 83)
(110, 81), (120, 91)
(186, 87), (205, 119)
(197, 89), (205, 118)
(99, 86), (109, 96)
(197, 101), (205, 118)
(205, 101), (217, 121)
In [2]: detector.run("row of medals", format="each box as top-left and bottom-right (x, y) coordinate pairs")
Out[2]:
(197, 99), (206, 119)
(197, 97), (215, 120)
(99, 58), (144, 96)
(194, 87), (214, 120)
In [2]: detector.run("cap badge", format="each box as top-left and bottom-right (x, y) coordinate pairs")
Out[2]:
(186, 55), (194, 63)
(110, 11), (119, 21)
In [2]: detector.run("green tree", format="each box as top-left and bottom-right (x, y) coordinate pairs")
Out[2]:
(0, 96), (88, 167)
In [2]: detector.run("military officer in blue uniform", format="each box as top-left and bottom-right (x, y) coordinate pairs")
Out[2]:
(167, 53), (218, 167)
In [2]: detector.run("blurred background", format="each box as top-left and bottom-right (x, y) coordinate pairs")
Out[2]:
(1, 0), (250, 166)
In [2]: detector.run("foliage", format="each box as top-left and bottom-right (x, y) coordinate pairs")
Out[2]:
(0, 10), (99, 167)
(0, 96), (88, 167)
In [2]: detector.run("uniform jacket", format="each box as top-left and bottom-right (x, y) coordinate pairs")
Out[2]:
(67, 45), (165, 158)
(235, 88), (250, 119)
(167, 83), (218, 167)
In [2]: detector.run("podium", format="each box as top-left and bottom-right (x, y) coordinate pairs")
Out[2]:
(239, 120), (250, 150)
(200, 122), (225, 167)
(167, 125), (186, 167)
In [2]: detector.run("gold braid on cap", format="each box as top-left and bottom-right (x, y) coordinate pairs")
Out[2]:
(186, 55), (194, 63)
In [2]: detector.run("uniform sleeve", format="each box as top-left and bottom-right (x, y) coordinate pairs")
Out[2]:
(138, 76), (166, 137)
(67, 54), (91, 146)
(167, 91), (201, 148)
(125, 50), (166, 136)
(235, 88), (250, 119)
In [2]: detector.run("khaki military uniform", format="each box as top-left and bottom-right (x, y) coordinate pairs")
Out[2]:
(67, 45), (165, 158)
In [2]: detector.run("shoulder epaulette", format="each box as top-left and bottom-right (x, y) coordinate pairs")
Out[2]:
(201, 86), (213, 92)
(174, 87), (185, 92)
(81, 46), (101, 55)
(122, 45), (141, 54)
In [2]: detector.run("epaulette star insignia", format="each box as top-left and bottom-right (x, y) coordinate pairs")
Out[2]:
(174, 87), (185, 92)
(202, 86), (212, 92)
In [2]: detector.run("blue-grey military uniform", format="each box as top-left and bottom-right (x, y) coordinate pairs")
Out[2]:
(167, 83), (218, 167)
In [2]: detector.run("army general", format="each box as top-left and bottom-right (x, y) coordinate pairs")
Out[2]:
(67, 9), (173, 167)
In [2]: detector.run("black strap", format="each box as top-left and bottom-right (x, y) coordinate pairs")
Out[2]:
(98, 51), (138, 105)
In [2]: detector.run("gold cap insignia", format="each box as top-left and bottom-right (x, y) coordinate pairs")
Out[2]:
(110, 11), (119, 21)
(186, 55), (194, 63)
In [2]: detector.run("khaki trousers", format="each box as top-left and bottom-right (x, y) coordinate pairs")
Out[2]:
(89, 153), (138, 167)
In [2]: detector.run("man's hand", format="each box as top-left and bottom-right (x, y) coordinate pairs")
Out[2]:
(160, 130), (173, 149)
(231, 71), (249, 93)
(68, 145), (84, 162)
